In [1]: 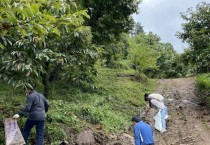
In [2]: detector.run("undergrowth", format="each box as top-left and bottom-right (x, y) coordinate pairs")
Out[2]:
(196, 73), (210, 108)
(0, 66), (155, 144)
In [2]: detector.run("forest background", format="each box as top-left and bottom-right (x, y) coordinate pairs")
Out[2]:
(0, 0), (210, 144)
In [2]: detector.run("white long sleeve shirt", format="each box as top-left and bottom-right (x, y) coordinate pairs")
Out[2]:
(150, 99), (165, 109)
(148, 93), (164, 102)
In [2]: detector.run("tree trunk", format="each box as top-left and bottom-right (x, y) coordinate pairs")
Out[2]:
(49, 63), (62, 83)
(42, 62), (50, 98)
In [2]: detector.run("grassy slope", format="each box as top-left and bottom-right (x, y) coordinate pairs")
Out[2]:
(0, 66), (156, 144)
(196, 73), (210, 107)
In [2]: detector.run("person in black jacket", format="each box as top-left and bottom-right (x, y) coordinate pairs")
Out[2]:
(13, 85), (49, 145)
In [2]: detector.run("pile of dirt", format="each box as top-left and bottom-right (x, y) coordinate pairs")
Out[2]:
(73, 130), (134, 145)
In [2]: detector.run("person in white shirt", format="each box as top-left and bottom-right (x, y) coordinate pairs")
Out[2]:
(145, 94), (168, 133)
(144, 93), (164, 102)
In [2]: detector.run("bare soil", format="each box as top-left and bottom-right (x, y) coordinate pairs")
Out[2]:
(153, 77), (210, 145)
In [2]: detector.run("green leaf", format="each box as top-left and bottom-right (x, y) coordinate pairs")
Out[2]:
(0, 43), (5, 49)
(17, 27), (27, 37)
(3, 9), (18, 23)
(52, 28), (60, 36)
(33, 24), (47, 35)
(31, 4), (40, 14)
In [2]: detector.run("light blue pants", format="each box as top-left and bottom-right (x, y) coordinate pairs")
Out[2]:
(161, 107), (167, 129)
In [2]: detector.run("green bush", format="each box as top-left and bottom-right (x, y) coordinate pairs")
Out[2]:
(77, 106), (104, 124)
(45, 124), (67, 143)
(101, 110), (129, 132)
(196, 73), (210, 108)
(0, 131), (4, 144)
(196, 74), (210, 90)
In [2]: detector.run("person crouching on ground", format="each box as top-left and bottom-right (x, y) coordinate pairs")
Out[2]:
(12, 84), (49, 145)
(145, 96), (167, 133)
(144, 93), (168, 119)
(144, 93), (164, 103)
(131, 115), (155, 145)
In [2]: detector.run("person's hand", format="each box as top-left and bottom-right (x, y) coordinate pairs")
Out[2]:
(45, 113), (47, 118)
(13, 114), (20, 119)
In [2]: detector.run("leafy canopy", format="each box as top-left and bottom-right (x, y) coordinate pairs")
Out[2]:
(128, 35), (158, 73)
(77, 0), (141, 44)
(177, 2), (210, 73)
(0, 0), (92, 89)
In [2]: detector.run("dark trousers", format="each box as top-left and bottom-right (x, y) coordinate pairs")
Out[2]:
(22, 119), (45, 145)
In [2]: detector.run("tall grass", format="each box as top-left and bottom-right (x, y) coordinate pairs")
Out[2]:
(196, 73), (210, 107)
(196, 73), (210, 90)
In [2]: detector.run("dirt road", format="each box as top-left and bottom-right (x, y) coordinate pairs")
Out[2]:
(153, 77), (210, 145)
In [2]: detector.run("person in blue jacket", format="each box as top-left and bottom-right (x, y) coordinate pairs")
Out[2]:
(131, 115), (155, 145)
(12, 84), (49, 145)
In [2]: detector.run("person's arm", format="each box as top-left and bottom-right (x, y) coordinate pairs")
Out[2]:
(134, 125), (141, 145)
(18, 96), (33, 117)
(145, 99), (152, 114)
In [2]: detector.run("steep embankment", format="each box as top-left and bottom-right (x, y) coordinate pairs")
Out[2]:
(153, 77), (210, 145)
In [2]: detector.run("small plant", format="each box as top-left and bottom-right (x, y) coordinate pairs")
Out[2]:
(45, 124), (67, 143)
(77, 106), (104, 124)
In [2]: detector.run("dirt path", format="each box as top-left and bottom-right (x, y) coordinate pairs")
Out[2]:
(153, 77), (210, 145)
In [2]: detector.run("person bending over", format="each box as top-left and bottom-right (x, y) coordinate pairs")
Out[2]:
(131, 115), (155, 145)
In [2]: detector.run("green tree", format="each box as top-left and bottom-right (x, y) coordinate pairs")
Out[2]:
(132, 22), (144, 35)
(156, 43), (184, 78)
(177, 2), (210, 73)
(77, 0), (141, 44)
(129, 31), (183, 78)
(128, 38), (158, 74)
(77, 0), (141, 68)
(102, 33), (130, 67)
(0, 0), (95, 97)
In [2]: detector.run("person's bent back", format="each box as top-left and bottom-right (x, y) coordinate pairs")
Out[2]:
(132, 115), (154, 145)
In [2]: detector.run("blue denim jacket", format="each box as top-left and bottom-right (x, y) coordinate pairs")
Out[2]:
(133, 121), (154, 145)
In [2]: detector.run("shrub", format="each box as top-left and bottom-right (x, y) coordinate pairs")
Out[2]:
(77, 106), (104, 124)
(196, 74), (210, 90)
(196, 73), (210, 108)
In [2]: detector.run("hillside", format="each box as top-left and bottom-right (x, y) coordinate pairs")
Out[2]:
(1, 68), (210, 144)
(0, 67), (155, 144)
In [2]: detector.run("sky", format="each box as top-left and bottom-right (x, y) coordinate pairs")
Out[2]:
(133, 0), (209, 53)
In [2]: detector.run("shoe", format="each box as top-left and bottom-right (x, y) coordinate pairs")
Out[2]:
(161, 128), (167, 133)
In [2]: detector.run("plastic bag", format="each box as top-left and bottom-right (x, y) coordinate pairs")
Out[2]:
(4, 118), (25, 145)
(153, 110), (162, 132)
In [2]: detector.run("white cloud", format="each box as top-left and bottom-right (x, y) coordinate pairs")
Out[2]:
(133, 0), (208, 53)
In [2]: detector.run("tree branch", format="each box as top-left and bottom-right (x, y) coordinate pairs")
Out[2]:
(0, 17), (37, 31)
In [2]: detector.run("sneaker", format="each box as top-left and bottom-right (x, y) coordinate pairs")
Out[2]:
(161, 128), (167, 133)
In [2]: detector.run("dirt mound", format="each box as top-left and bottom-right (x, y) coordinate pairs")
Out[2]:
(74, 130), (134, 145)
